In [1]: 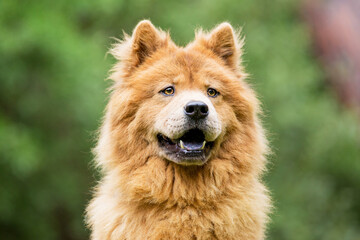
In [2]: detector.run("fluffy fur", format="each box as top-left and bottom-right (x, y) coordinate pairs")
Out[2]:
(86, 20), (271, 240)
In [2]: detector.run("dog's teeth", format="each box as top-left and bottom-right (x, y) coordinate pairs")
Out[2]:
(201, 141), (206, 150)
(180, 140), (185, 149)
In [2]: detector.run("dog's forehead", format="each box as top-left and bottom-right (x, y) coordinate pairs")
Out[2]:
(164, 50), (219, 86)
(174, 50), (209, 72)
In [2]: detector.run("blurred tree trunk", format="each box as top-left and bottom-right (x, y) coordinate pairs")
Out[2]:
(303, 0), (360, 113)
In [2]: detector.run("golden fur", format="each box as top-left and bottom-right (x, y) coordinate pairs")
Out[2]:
(86, 20), (271, 240)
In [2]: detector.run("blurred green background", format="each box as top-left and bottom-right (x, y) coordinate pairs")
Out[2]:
(1, 0), (359, 239)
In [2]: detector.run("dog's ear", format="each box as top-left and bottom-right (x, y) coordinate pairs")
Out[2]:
(131, 20), (164, 67)
(109, 20), (170, 80)
(197, 23), (243, 70)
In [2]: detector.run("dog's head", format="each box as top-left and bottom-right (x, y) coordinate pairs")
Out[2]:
(101, 20), (262, 168)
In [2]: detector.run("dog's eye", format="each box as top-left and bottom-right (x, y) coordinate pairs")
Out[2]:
(207, 88), (219, 98)
(160, 86), (175, 96)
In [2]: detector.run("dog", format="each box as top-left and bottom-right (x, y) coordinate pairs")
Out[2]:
(86, 20), (271, 240)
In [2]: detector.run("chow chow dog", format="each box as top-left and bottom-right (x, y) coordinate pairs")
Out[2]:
(86, 20), (270, 240)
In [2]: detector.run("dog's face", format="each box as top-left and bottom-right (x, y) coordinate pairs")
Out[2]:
(138, 55), (227, 166)
(155, 87), (222, 166)
(107, 21), (258, 167)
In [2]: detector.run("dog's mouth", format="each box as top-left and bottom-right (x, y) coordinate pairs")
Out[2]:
(157, 128), (214, 166)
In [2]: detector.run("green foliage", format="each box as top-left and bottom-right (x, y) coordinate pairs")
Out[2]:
(0, 0), (359, 239)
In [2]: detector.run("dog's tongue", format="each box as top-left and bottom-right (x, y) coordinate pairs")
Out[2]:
(182, 140), (204, 150)
(180, 129), (205, 151)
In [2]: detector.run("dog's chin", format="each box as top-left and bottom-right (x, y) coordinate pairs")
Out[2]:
(157, 128), (215, 166)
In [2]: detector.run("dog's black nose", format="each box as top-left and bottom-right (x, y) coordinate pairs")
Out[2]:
(184, 101), (209, 119)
